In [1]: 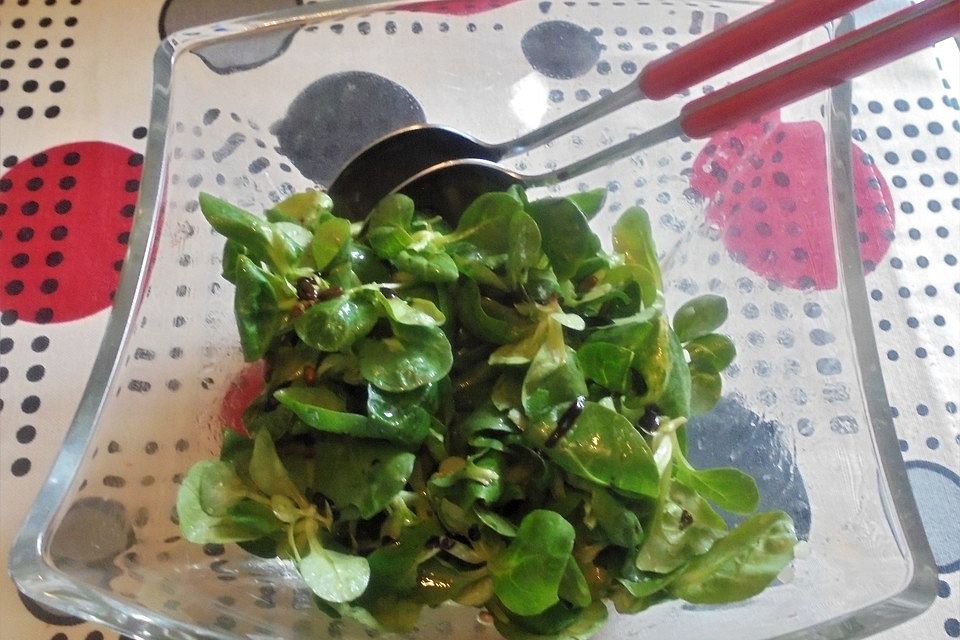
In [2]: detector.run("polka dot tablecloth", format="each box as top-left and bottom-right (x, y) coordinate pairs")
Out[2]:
(0, 1), (957, 639)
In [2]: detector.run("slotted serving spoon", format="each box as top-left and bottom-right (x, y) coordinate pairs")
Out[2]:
(395, 0), (957, 219)
(329, 0), (877, 218)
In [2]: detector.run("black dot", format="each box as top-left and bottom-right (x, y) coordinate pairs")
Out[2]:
(16, 227), (34, 241)
(125, 179), (140, 192)
(54, 57), (69, 69)
(121, 204), (135, 217)
(132, 126), (147, 139)
(65, 17), (78, 26)
(0, 178), (12, 192)
(6, 280), (24, 295)
(0, 338), (12, 354)
(40, 17), (53, 27)
(46, 251), (64, 266)
(17, 106), (34, 119)
(12, 253), (29, 268)
(40, 278), (58, 293)
(50, 80), (65, 92)
(28, 58), (42, 68)
(0, 78), (8, 91)
(13, 19), (25, 28)
(21, 201), (39, 215)
(34, 38), (48, 49)
(61, 37), (74, 48)
(59, 175), (76, 189)
(7, 39), (22, 50)
(35, 307), (53, 323)
(22, 396), (40, 413)
(11, 458), (31, 477)
(128, 153), (144, 167)
(54, 199), (72, 214)
(26, 176), (43, 190)
(113, 259), (124, 271)
(0, 367), (5, 382)
(31, 152), (48, 167)
(26, 365), (45, 381)
(31, 335), (50, 352)
(2, 155), (16, 168)
(16, 425), (36, 444)
(63, 150), (80, 165)
(117, 231), (129, 244)
(44, 105), (60, 118)
(0, 59), (14, 70)
(51, 225), (67, 239)
(1, 310), (18, 325)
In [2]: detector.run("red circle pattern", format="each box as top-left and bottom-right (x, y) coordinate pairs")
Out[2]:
(690, 111), (894, 290)
(0, 142), (141, 324)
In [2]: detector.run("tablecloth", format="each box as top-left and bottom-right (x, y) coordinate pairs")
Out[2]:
(0, 1), (957, 639)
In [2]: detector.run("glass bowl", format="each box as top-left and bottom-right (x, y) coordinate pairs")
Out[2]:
(9, 1), (937, 639)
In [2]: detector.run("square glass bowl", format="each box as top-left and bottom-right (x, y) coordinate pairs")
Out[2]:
(10, 1), (937, 639)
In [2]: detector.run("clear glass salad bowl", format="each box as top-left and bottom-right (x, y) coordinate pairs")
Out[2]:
(9, 1), (936, 639)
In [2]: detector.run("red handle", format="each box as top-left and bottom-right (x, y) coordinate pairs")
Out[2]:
(679, 0), (960, 139)
(638, 0), (875, 100)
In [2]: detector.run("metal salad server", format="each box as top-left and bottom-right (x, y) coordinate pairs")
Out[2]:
(395, 0), (958, 220)
(328, 0), (879, 219)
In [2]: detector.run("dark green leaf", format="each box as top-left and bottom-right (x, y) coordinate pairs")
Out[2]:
(522, 345), (588, 420)
(249, 428), (302, 500)
(367, 193), (415, 232)
(558, 558), (591, 607)
(454, 192), (525, 252)
(359, 322), (453, 392)
(524, 402), (659, 498)
(456, 280), (531, 344)
(689, 369), (722, 417)
(393, 249), (459, 283)
(307, 434), (416, 518)
(672, 294), (729, 343)
(525, 198), (601, 281)
(506, 210), (542, 289)
(233, 255), (291, 361)
(576, 342), (634, 394)
(295, 290), (381, 352)
(590, 488), (643, 548)
(489, 510), (576, 616)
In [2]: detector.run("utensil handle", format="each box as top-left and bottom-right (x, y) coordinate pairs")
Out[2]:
(638, 0), (874, 100)
(679, 0), (959, 139)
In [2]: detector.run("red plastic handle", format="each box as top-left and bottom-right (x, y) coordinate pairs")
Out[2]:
(679, 0), (960, 139)
(638, 0), (875, 100)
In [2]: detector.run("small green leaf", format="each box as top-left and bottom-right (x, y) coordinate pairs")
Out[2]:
(590, 488), (643, 548)
(558, 558), (591, 608)
(489, 510), (576, 616)
(312, 217), (352, 271)
(309, 434), (416, 518)
(359, 322), (453, 392)
(295, 291), (381, 352)
(521, 344), (588, 420)
(233, 255), (291, 361)
(505, 210), (542, 289)
(456, 280), (531, 345)
(669, 511), (796, 604)
(249, 429), (302, 500)
(298, 536), (370, 603)
(197, 461), (249, 516)
(176, 461), (274, 544)
(524, 402), (659, 498)
(367, 193), (415, 232)
(672, 294), (729, 343)
(525, 197), (601, 281)
(576, 342), (634, 394)
(454, 192), (525, 252)
(676, 466), (760, 515)
(612, 207), (662, 305)
(685, 333), (736, 373)
(689, 369), (722, 416)
(565, 188), (607, 221)
(475, 508), (518, 537)
(392, 249), (459, 283)
(266, 189), (333, 227)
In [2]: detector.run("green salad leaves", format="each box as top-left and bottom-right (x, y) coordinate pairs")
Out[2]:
(178, 187), (797, 639)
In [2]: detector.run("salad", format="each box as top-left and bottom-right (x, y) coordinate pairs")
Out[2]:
(177, 186), (797, 639)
